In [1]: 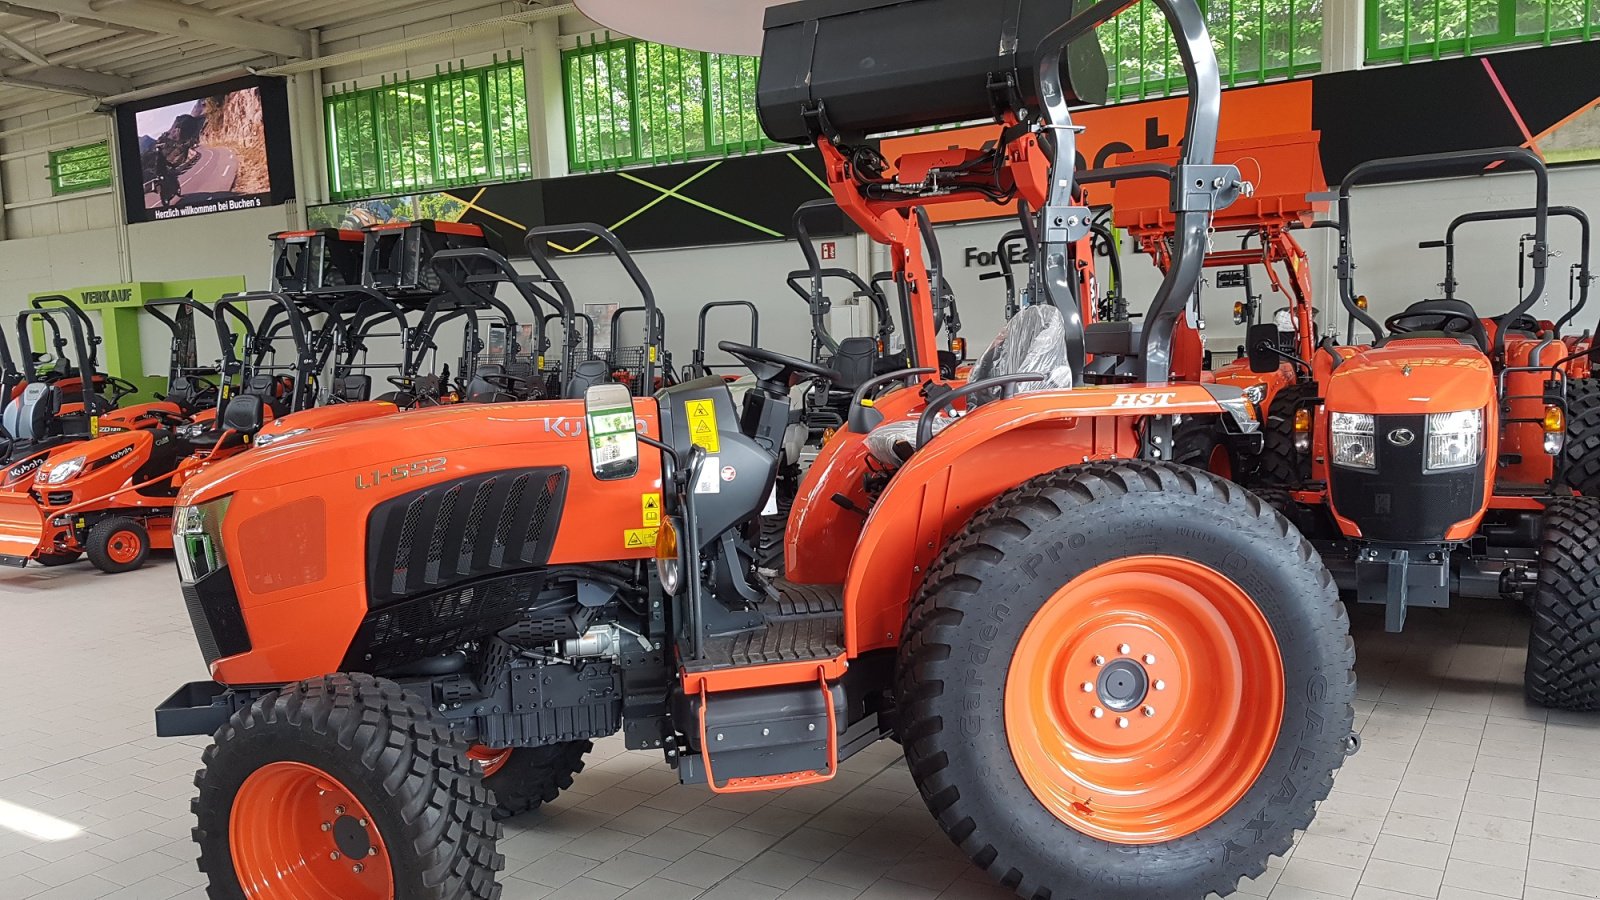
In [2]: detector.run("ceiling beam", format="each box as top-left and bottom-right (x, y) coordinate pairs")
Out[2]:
(5, 0), (312, 58)
(0, 1), (150, 36)
(0, 64), (132, 97)
(0, 29), (49, 67)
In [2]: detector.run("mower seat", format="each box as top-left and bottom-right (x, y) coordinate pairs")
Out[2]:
(2, 383), (54, 442)
(564, 359), (612, 399)
(1382, 299), (1488, 351)
(242, 374), (291, 418)
(165, 376), (201, 412)
(331, 375), (372, 403)
(831, 338), (878, 392)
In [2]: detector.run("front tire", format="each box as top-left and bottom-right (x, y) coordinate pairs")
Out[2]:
(897, 461), (1354, 899)
(470, 741), (591, 820)
(86, 517), (148, 573)
(1559, 377), (1600, 497)
(1525, 497), (1600, 710)
(193, 673), (503, 899)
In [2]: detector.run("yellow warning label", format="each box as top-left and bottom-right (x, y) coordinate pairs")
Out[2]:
(641, 493), (661, 526)
(624, 527), (658, 549)
(684, 399), (721, 452)
(649, 346), (658, 362)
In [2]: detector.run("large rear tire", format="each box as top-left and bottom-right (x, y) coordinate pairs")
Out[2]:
(1525, 496), (1600, 710)
(470, 741), (591, 820)
(193, 673), (503, 899)
(897, 460), (1354, 899)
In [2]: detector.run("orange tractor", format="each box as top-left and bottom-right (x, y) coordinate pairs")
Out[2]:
(1223, 147), (1600, 708)
(154, 2), (1354, 897)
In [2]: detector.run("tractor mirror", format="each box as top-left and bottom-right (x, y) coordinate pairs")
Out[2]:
(1246, 323), (1281, 374)
(221, 396), (266, 436)
(584, 383), (639, 481)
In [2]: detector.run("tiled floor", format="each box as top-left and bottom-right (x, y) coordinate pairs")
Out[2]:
(0, 563), (1597, 900)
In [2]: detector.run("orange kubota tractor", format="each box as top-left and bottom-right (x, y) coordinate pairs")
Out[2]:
(1229, 147), (1600, 709)
(154, 2), (1354, 897)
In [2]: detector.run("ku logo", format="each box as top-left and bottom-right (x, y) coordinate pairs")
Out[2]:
(543, 417), (584, 438)
(1387, 428), (1415, 447)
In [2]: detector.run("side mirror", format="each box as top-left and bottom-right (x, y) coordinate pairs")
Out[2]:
(222, 396), (265, 437)
(585, 383), (640, 480)
(1246, 323), (1281, 374)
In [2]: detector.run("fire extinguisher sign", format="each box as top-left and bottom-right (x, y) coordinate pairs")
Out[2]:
(821, 241), (836, 260)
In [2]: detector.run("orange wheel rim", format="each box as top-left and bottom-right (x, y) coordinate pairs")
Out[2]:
(1005, 555), (1284, 844)
(466, 745), (512, 778)
(106, 530), (142, 565)
(229, 761), (394, 899)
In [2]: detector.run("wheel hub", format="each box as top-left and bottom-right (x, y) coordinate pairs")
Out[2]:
(1096, 658), (1149, 713)
(332, 815), (373, 861)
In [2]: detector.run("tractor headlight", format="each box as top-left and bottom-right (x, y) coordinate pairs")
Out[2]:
(39, 455), (86, 485)
(1330, 413), (1376, 470)
(1425, 409), (1483, 472)
(254, 428), (310, 448)
(1242, 384), (1267, 405)
(174, 495), (232, 583)
(654, 518), (682, 595)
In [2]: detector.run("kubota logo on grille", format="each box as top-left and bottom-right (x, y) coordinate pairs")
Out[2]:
(1387, 428), (1416, 447)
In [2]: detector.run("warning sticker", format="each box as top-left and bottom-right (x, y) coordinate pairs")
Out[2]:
(684, 399), (720, 452)
(641, 492), (661, 526)
(624, 527), (658, 549)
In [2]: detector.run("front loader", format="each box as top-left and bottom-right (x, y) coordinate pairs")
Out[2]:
(153, 2), (1354, 898)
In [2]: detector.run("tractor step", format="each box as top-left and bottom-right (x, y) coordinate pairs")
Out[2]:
(695, 581), (845, 670)
(767, 578), (843, 618)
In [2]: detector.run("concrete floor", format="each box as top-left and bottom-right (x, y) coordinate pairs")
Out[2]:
(0, 562), (1597, 899)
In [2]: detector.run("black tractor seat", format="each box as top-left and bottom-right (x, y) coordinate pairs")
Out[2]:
(1378, 298), (1488, 351)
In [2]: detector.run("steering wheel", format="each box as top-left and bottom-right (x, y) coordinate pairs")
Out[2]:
(481, 373), (528, 392)
(105, 376), (141, 402)
(1385, 310), (1478, 335)
(718, 342), (840, 396)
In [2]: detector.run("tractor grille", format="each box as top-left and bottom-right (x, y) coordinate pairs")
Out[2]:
(1328, 413), (1484, 543)
(342, 571), (547, 672)
(366, 467), (567, 606)
(181, 567), (251, 666)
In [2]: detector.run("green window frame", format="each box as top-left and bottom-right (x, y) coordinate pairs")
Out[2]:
(1367, 0), (1599, 63)
(49, 141), (112, 195)
(324, 58), (532, 202)
(1099, 0), (1324, 102)
(563, 36), (774, 174)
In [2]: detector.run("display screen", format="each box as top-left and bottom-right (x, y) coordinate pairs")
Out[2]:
(115, 76), (294, 223)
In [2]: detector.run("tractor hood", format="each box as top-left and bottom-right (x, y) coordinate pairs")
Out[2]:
(1324, 339), (1494, 416)
(178, 399), (654, 508)
(35, 428), (152, 487)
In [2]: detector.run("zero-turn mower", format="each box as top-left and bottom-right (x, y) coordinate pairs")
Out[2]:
(155, 2), (1354, 898)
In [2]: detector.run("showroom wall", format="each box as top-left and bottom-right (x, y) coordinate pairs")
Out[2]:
(0, 1), (1594, 378)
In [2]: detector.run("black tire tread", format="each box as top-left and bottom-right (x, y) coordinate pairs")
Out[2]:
(897, 460), (1355, 900)
(1559, 377), (1600, 496)
(86, 516), (148, 574)
(484, 740), (591, 820)
(1526, 496), (1600, 710)
(1248, 384), (1308, 488)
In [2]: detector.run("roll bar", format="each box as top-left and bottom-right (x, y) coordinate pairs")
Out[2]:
(694, 301), (759, 376)
(980, 229), (1031, 319)
(29, 294), (101, 370)
(540, 311), (597, 362)
(16, 307), (101, 415)
(1427, 205), (1590, 337)
(523, 224), (656, 391)
(213, 292), (320, 407)
(913, 207), (960, 340)
(1337, 146), (1549, 353)
(305, 286), (418, 380)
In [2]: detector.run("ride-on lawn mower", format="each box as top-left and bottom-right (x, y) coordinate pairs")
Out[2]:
(1227, 147), (1600, 708)
(154, 2), (1353, 898)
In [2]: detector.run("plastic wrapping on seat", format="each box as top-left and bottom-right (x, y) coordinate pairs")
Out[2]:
(865, 414), (956, 467)
(966, 304), (1075, 405)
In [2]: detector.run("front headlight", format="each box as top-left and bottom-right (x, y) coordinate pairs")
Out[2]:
(1242, 384), (1267, 405)
(254, 428), (310, 448)
(1425, 409), (1483, 472)
(39, 455), (86, 485)
(1330, 413), (1376, 470)
(174, 495), (232, 582)
(654, 518), (682, 596)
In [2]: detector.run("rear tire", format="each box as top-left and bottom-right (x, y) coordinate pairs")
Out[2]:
(897, 460), (1354, 899)
(1172, 415), (1235, 478)
(192, 673), (503, 899)
(477, 741), (591, 820)
(1525, 497), (1600, 710)
(1559, 378), (1600, 497)
(86, 517), (148, 574)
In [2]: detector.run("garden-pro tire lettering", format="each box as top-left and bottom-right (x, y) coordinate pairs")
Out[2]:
(1525, 496), (1600, 710)
(192, 673), (503, 899)
(896, 460), (1355, 899)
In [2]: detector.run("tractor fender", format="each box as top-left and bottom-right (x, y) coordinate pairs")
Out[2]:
(842, 383), (1254, 655)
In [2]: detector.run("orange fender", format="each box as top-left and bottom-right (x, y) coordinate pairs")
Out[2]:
(835, 383), (1254, 656)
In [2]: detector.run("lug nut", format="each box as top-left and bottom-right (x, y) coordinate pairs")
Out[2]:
(1118, 644), (1131, 655)
(368, 848), (380, 858)
(1090, 707), (1104, 719)
(1081, 682), (1094, 693)
(353, 864), (365, 874)
(1116, 717), (1129, 729)
(358, 818), (367, 827)
(1143, 706), (1156, 717)
(1092, 655), (1105, 667)
(330, 852), (342, 861)
(334, 806), (346, 816)
(320, 822), (331, 832)
(1154, 680), (1166, 691)
(1143, 654), (1156, 665)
